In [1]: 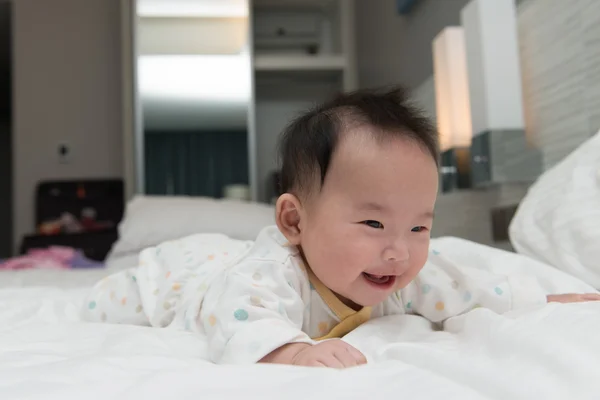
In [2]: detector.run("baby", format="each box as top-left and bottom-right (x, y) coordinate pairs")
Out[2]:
(84, 87), (600, 368)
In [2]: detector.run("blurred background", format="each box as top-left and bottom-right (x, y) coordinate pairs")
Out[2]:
(0, 0), (598, 264)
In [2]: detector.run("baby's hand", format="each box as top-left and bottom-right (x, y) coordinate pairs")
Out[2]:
(291, 339), (367, 368)
(260, 339), (366, 368)
(547, 293), (600, 303)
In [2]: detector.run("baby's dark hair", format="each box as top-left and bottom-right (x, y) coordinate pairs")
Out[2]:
(277, 86), (439, 196)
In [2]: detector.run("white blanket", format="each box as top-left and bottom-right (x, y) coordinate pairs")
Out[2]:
(1, 238), (599, 400)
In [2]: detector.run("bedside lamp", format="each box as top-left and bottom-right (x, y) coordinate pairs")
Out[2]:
(433, 26), (472, 191)
(460, 0), (542, 187)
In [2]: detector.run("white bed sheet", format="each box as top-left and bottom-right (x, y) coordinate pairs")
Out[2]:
(0, 254), (139, 290)
(1, 238), (600, 400)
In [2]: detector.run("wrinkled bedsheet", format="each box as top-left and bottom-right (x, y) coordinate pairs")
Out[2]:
(1, 238), (599, 400)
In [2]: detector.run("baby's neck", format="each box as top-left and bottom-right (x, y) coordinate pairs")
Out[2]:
(298, 247), (365, 312)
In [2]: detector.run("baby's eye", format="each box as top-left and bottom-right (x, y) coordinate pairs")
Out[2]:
(362, 220), (384, 229)
(411, 226), (427, 233)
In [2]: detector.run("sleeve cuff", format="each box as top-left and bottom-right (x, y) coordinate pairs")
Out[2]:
(215, 319), (315, 365)
(507, 274), (548, 309)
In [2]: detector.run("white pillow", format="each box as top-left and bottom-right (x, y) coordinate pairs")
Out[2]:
(106, 195), (275, 264)
(509, 129), (600, 288)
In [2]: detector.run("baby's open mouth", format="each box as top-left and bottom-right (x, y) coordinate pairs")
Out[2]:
(362, 272), (396, 288)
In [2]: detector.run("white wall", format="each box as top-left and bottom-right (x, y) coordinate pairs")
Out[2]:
(518, 0), (600, 169)
(12, 0), (123, 249)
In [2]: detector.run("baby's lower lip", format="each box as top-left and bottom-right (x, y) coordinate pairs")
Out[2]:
(362, 272), (397, 289)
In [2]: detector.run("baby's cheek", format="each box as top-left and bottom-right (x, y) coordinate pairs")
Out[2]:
(397, 260), (427, 290)
(396, 274), (414, 290)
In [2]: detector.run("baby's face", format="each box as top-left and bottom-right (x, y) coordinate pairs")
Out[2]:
(299, 131), (438, 308)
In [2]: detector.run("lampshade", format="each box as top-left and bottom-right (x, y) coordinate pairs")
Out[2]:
(460, 0), (524, 135)
(432, 26), (472, 152)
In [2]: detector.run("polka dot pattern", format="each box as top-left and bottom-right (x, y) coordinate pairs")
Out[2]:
(132, 275), (137, 282)
(463, 291), (472, 302)
(451, 280), (459, 290)
(406, 301), (412, 309)
(172, 283), (181, 291)
(494, 287), (504, 295)
(432, 249), (440, 255)
(252, 272), (262, 281)
(207, 254), (215, 261)
(250, 296), (262, 307)
(165, 271), (171, 279)
(135, 305), (143, 313)
(318, 321), (329, 334)
(153, 288), (160, 296)
(422, 284), (431, 294)
(234, 309), (249, 321)
(88, 301), (96, 310)
(163, 301), (172, 310)
(208, 314), (217, 326)
(435, 301), (445, 311)
(121, 297), (127, 306)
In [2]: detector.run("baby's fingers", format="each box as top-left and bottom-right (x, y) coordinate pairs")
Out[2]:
(319, 354), (345, 369)
(345, 344), (367, 365)
(581, 293), (600, 301)
(547, 293), (600, 303)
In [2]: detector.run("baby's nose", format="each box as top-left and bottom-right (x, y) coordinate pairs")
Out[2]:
(383, 241), (409, 262)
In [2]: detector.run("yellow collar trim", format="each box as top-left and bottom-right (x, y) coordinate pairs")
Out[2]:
(305, 267), (372, 340)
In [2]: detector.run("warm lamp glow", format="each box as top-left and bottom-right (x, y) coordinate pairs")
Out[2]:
(433, 27), (472, 152)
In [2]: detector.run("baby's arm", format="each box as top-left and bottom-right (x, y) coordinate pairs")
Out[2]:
(200, 259), (312, 364)
(200, 258), (366, 367)
(396, 255), (548, 322)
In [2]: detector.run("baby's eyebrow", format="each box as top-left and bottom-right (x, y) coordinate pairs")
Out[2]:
(357, 202), (385, 211)
(358, 203), (435, 219)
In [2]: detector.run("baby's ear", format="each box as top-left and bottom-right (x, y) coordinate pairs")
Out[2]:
(275, 193), (303, 245)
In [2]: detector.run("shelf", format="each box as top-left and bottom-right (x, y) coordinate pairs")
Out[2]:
(254, 54), (347, 72)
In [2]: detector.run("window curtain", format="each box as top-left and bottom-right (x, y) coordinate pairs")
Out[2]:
(144, 130), (249, 198)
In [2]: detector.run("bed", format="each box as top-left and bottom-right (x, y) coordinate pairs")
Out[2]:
(1, 132), (600, 400)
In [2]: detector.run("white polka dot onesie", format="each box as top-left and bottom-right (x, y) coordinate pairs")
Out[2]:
(83, 226), (548, 364)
